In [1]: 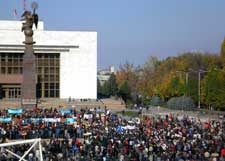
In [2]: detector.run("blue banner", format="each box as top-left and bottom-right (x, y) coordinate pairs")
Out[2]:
(59, 109), (72, 114)
(30, 118), (42, 122)
(65, 118), (75, 123)
(0, 117), (12, 122)
(117, 126), (123, 133)
(30, 118), (62, 123)
(42, 118), (61, 122)
(8, 109), (23, 114)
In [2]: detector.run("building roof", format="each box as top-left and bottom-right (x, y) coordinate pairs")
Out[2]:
(0, 20), (44, 31)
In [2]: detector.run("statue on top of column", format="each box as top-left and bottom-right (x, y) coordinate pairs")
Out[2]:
(21, 1), (39, 35)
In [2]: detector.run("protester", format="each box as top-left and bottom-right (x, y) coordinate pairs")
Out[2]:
(0, 107), (224, 161)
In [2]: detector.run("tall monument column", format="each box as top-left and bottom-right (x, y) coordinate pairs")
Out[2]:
(21, 2), (39, 109)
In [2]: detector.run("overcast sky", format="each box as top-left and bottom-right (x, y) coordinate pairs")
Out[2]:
(0, 0), (225, 69)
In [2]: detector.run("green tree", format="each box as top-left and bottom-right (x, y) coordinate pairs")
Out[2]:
(108, 73), (118, 96)
(100, 73), (118, 98)
(118, 81), (131, 103)
(220, 37), (225, 60)
(138, 56), (159, 99)
(142, 56), (159, 71)
(116, 62), (139, 103)
(185, 78), (198, 103)
(116, 51), (224, 109)
(97, 79), (101, 98)
(202, 69), (225, 110)
(101, 81), (110, 97)
(159, 75), (185, 100)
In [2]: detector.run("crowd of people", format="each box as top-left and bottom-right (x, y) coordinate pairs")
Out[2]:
(0, 107), (225, 161)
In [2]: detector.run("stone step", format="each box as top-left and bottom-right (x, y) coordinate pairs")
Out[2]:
(0, 101), (21, 109)
(0, 99), (125, 110)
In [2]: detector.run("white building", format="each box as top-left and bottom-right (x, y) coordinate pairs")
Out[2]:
(0, 20), (97, 99)
(97, 66), (116, 85)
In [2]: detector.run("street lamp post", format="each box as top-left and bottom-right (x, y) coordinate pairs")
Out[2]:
(198, 70), (209, 108)
(178, 68), (224, 109)
(174, 69), (212, 109)
(175, 70), (189, 96)
(174, 70), (190, 111)
(188, 69), (208, 109)
(198, 71), (201, 109)
(185, 72), (189, 86)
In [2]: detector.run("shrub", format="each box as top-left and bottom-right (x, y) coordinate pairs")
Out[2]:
(167, 96), (195, 110)
(150, 96), (163, 106)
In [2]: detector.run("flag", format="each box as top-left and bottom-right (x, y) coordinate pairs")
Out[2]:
(23, 0), (26, 11)
(13, 9), (17, 17)
(117, 126), (123, 133)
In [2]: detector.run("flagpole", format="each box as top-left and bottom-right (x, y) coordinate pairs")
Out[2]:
(13, 9), (18, 20)
(23, 0), (26, 11)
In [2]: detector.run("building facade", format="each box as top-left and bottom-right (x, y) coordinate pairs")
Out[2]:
(0, 20), (97, 99)
(97, 66), (116, 85)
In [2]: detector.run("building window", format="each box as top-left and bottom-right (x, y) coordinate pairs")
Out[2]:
(0, 52), (60, 98)
(0, 53), (23, 75)
(36, 53), (60, 98)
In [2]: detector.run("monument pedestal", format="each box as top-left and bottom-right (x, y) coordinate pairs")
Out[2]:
(21, 99), (37, 109)
(21, 36), (37, 109)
